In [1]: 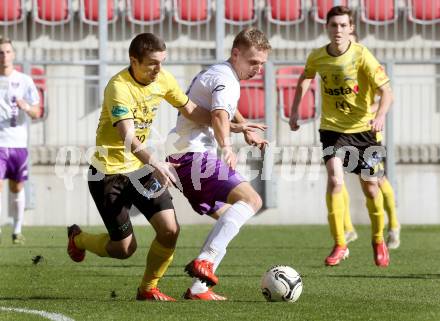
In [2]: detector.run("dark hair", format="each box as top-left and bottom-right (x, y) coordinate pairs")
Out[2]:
(129, 33), (166, 63)
(326, 6), (353, 25)
(232, 27), (271, 52)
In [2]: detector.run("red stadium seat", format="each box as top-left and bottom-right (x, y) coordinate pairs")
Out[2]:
(276, 66), (317, 122)
(126, 0), (164, 25)
(238, 75), (265, 120)
(80, 0), (117, 25)
(313, 0), (348, 23)
(14, 65), (47, 121)
(0, 0), (25, 25)
(408, 0), (440, 24)
(33, 0), (72, 25)
(30, 67), (47, 120)
(267, 0), (304, 25)
(361, 0), (398, 25)
(173, 0), (211, 25)
(225, 0), (257, 25)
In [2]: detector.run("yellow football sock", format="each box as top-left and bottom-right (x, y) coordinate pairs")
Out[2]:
(75, 232), (110, 257)
(366, 191), (385, 244)
(380, 178), (399, 230)
(326, 191), (346, 246)
(139, 239), (174, 291)
(342, 184), (354, 232)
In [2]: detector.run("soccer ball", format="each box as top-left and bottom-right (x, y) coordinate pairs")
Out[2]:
(261, 265), (303, 302)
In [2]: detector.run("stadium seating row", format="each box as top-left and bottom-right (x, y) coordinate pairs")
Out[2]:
(238, 66), (317, 122)
(1, 0), (439, 26)
(10, 64), (314, 123)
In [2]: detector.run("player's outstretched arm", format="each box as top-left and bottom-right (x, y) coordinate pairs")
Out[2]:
(230, 110), (268, 133)
(178, 99), (211, 125)
(212, 109), (237, 169)
(289, 73), (312, 131)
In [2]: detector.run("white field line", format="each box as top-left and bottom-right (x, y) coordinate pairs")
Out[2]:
(0, 306), (75, 321)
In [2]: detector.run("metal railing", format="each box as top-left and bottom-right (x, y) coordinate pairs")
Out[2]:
(1, 0), (439, 64)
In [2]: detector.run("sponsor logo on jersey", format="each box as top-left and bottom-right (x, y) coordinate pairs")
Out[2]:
(212, 85), (225, 93)
(323, 86), (355, 96)
(111, 105), (129, 117)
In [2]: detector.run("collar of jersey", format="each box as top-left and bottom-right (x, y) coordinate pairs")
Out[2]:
(127, 66), (153, 87)
(326, 41), (352, 58)
(221, 61), (240, 82)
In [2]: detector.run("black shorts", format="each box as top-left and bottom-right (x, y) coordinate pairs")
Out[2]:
(88, 165), (174, 241)
(319, 130), (385, 177)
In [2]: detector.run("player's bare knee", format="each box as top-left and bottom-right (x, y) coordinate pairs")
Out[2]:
(110, 240), (137, 259)
(327, 177), (343, 193)
(364, 185), (379, 198)
(249, 194), (263, 213)
(9, 183), (24, 193)
(128, 239), (137, 254)
(157, 225), (179, 248)
(241, 192), (262, 213)
(117, 246), (136, 259)
(166, 225), (180, 242)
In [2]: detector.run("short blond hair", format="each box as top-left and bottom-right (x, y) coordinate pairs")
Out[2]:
(232, 28), (271, 52)
(0, 36), (12, 46)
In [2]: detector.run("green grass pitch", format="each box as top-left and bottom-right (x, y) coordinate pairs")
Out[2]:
(1, 225), (440, 321)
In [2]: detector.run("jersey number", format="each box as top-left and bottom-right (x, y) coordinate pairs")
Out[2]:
(136, 135), (146, 143)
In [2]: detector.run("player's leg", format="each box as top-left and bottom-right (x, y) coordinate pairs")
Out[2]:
(7, 148), (29, 245)
(133, 183), (177, 301)
(187, 181), (262, 285)
(342, 183), (358, 243)
(185, 204), (229, 300)
(324, 157), (349, 266)
(379, 176), (400, 249)
(167, 152), (226, 300)
(359, 177), (389, 267)
(207, 181), (261, 256)
(357, 134), (389, 266)
(67, 166), (136, 262)
(0, 148), (10, 243)
(9, 180), (25, 244)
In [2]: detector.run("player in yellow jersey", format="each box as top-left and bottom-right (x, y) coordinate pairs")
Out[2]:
(66, 33), (211, 301)
(343, 31), (401, 249)
(290, 6), (394, 267)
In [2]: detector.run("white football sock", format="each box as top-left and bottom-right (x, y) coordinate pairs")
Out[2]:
(10, 190), (25, 235)
(197, 201), (255, 262)
(190, 249), (226, 294)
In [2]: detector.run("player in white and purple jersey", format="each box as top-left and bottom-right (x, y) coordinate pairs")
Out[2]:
(0, 37), (41, 244)
(166, 28), (271, 300)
